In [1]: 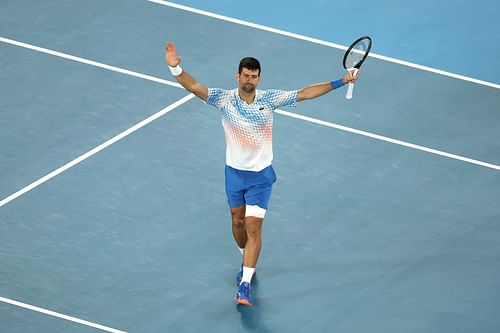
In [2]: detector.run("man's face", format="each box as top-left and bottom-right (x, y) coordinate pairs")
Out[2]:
(237, 68), (260, 94)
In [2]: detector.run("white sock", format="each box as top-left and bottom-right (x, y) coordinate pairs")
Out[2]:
(241, 266), (255, 285)
(238, 247), (244, 255)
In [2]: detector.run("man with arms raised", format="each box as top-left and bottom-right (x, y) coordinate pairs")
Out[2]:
(165, 42), (357, 306)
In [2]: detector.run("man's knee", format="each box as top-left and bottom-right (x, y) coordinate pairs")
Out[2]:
(231, 206), (245, 227)
(244, 216), (263, 237)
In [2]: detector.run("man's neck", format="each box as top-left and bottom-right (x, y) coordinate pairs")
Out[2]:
(238, 89), (256, 105)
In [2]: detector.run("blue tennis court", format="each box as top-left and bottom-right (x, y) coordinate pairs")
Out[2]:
(1, 1), (499, 332)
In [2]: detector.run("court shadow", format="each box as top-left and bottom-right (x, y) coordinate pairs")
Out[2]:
(236, 276), (274, 333)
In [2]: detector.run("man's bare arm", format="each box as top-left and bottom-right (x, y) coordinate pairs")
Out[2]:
(296, 71), (358, 102)
(166, 42), (208, 101)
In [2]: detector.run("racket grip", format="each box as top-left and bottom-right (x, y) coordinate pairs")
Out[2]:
(346, 83), (354, 99)
(345, 68), (358, 100)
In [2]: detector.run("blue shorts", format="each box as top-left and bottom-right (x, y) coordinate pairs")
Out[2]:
(225, 165), (277, 209)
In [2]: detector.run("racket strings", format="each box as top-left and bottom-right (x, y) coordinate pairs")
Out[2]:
(345, 40), (370, 69)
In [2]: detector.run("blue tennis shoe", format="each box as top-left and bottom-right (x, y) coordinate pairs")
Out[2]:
(235, 282), (252, 306)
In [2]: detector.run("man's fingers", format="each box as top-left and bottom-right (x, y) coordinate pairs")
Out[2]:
(165, 42), (181, 67)
(346, 69), (359, 83)
(166, 42), (176, 54)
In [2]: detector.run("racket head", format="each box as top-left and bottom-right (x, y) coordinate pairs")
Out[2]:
(343, 36), (372, 70)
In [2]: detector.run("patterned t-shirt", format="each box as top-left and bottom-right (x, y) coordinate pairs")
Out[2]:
(207, 88), (297, 171)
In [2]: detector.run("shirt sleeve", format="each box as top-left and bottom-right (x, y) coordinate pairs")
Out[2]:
(262, 90), (298, 109)
(207, 88), (231, 109)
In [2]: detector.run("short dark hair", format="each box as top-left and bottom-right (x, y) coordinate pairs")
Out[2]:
(238, 57), (261, 75)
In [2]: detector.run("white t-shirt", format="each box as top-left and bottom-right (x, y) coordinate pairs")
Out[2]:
(207, 88), (297, 171)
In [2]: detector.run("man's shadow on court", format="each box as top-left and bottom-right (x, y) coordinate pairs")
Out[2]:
(236, 276), (274, 333)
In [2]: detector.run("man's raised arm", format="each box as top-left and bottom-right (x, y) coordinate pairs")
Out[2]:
(296, 71), (358, 102)
(166, 42), (208, 101)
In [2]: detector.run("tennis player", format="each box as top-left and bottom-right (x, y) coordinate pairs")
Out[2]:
(165, 42), (358, 306)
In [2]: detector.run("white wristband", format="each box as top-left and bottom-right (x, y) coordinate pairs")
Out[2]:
(168, 65), (183, 76)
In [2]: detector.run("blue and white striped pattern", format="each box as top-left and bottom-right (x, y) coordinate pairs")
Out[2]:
(207, 88), (297, 171)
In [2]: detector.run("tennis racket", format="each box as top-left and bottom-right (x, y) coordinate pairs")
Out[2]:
(343, 36), (372, 99)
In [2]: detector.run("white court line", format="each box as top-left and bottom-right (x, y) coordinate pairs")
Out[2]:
(0, 296), (127, 333)
(276, 110), (500, 171)
(0, 93), (195, 208)
(148, 0), (500, 90)
(0, 37), (182, 89)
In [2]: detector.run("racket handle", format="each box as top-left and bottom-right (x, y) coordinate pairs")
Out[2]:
(346, 82), (354, 99)
(345, 68), (358, 100)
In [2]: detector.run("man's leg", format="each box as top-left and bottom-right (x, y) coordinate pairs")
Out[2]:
(243, 215), (264, 268)
(232, 206), (260, 287)
(232, 165), (275, 306)
(236, 210), (265, 306)
(230, 206), (247, 250)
